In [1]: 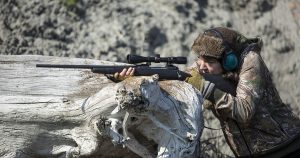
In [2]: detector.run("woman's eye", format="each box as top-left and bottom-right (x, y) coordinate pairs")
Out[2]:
(207, 60), (216, 64)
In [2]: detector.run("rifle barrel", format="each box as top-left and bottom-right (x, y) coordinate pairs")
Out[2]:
(36, 64), (133, 69)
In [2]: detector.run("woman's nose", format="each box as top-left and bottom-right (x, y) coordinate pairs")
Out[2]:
(199, 62), (207, 70)
(199, 62), (209, 73)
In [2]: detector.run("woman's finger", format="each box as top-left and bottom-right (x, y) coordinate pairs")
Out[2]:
(114, 72), (119, 79)
(119, 68), (127, 77)
(126, 67), (133, 76)
(129, 68), (135, 76)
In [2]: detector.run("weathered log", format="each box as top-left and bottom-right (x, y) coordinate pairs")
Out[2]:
(0, 55), (137, 158)
(0, 55), (203, 158)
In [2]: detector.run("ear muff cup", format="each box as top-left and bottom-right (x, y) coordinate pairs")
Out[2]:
(222, 51), (238, 71)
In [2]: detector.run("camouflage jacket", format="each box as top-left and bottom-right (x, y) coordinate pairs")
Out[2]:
(186, 43), (300, 157)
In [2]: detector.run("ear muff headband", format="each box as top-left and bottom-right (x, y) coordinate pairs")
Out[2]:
(204, 29), (238, 71)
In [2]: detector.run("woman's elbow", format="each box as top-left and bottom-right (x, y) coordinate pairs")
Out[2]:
(234, 99), (256, 123)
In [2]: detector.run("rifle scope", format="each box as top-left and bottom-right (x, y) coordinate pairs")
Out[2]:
(127, 54), (187, 64)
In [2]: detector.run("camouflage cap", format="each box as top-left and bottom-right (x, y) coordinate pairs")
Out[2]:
(191, 27), (244, 59)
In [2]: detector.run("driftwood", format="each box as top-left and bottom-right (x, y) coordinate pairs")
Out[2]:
(0, 55), (203, 158)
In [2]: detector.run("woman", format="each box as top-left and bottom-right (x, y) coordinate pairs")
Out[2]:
(188, 27), (300, 157)
(115, 27), (300, 157)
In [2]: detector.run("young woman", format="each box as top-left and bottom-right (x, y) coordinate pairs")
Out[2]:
(115, 27), (300, 157)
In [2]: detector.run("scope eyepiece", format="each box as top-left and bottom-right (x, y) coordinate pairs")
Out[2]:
(127, 54), (187, 64)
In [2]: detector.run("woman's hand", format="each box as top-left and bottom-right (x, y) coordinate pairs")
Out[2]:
(113, 67), (135, 81)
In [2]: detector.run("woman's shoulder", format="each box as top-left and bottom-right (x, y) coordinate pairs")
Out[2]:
(239, 41), (264, 70)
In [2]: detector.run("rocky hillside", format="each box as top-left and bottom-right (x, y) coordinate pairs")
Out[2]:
(1, 0), (299, 157)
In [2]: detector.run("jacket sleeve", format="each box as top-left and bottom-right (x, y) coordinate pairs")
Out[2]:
(212, 51), (263, 123)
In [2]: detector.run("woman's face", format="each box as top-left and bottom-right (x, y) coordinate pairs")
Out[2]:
(196, 56), (224, 75)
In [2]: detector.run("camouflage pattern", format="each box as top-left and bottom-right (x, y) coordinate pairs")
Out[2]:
(187, 43), (300, 157)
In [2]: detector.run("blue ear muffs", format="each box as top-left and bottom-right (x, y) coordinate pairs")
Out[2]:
(222, 51), (238, 71)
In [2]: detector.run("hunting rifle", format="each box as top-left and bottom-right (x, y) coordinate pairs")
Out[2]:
(36, 54), (191, 81)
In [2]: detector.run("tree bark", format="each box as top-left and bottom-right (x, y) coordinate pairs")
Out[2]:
(0, 55), (203, 158)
